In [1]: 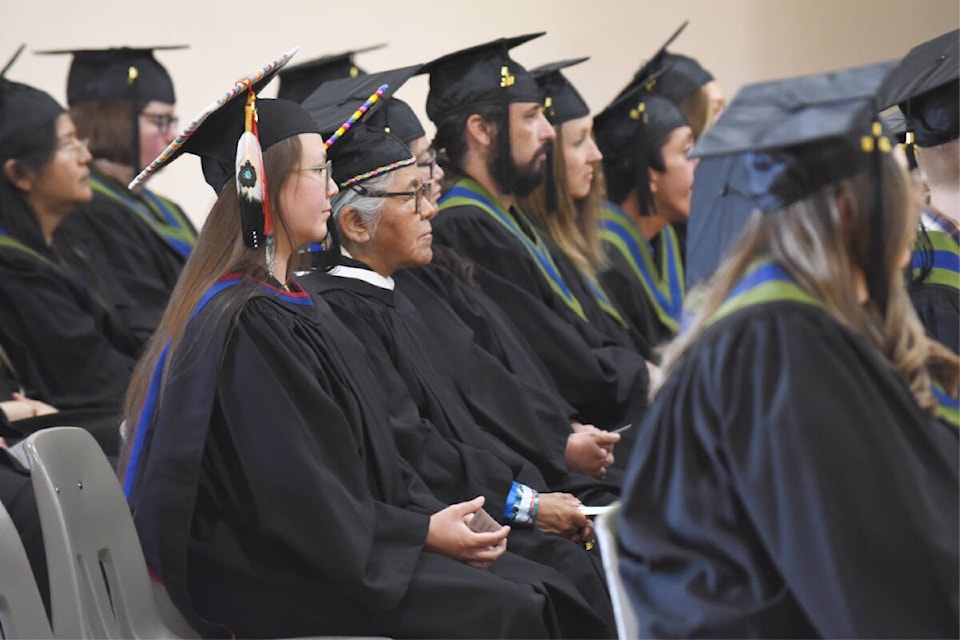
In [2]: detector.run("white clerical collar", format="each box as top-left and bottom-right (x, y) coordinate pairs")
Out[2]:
(328, 265), (395, 290)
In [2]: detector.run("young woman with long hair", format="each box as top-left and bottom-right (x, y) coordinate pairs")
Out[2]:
(618, 64), (959, 638)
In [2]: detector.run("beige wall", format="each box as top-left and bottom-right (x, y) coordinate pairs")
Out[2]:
(4, 0), (957, 226)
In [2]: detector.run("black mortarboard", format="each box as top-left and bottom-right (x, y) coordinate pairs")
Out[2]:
(424, 33), (544, 125)
(531, 57), (590, 125)
(880, 29), (959, 148)
(613, 21), (714, 106)
(329, 124), (415, 188)
(0, 46), (64, 161)
(595, 81), (689, 214)
(362, 98), (424, 144)
(37, 46), (184, 105)
(301, 64), (423, 140)
(687, 60), (897, 307)
(691, 60), (897, 208)
(276, 44), (386, 103)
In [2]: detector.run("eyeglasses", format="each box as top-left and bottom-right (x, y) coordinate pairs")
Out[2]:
(416, 148), (438, 179)
(141, 112), (179, 133)
(295, 160), (334, 192)
(56, 137), (90, 157)
(352, 182), (431, 215)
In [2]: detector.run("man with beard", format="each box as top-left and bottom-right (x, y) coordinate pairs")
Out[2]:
(426, 35), (651, 465)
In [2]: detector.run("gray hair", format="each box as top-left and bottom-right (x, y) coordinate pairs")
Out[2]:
(331, 171), (394, 243)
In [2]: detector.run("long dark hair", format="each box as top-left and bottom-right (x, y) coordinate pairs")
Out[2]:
(119, 135), (302, 476)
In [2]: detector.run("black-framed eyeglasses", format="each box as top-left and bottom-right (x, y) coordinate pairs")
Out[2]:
(141, 112), (179, 133)
(296, 160), (334, 192)
(416, 148), (438, 179)
(352, 182), (431, 215)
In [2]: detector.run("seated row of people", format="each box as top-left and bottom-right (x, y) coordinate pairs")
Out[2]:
(0, 24), (956, 638)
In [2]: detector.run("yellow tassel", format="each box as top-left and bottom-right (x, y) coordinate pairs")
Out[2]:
(127, 66), (139, 84)
(500, 66), (515, 88)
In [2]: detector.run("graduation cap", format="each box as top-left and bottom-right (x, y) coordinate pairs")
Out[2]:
(613, 21), (714, 106)
(301, 64), (424, 142)
(880, 29), (958, 155)
(329, 124), (415, 188)
(531, 57), (590, 125)
(276, 43), (386, 103)
(594, 78), (689, 214)
(36, 45), (185, 105)
(424, 33), (544, 125)
(687, 60), (897, 305)
(0, 45), (64, 161)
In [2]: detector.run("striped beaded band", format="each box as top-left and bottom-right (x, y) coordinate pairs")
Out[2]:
(324, 84), (388, 150)
(340, 156), (416, 188)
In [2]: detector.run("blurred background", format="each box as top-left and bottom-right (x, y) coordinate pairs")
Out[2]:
(5, 0), (957, 226)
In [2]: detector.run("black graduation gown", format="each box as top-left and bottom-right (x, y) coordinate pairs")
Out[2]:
(598, 203), (685, 362)
(909, 211), (959, 354)
(52, 167), (195, 341)
(310, 265), (619, 504)
(434, 180), (650, 433)
(304, 268), (617, 635)
(0, 231), (138, 416)
(395, 259), (573, 415)
(619, 292), (959, 637)
(545, 236), (650, 355)
(126, 277), (601, 639)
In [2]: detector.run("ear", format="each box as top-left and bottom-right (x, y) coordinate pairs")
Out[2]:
(648, 166), (660, 195)
(465, 114), (494, 150)
(3, 159), (32, 192)
(338, 207), (372, 245)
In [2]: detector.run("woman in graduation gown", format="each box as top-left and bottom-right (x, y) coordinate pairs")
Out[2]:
(121, 66), (608, 639)
(518, 58), (656, 358)
(593, 82), (698, 363)
(48, 47), (196, 342)
(618, 65), (960, 638)
(0, 77), (139, 450)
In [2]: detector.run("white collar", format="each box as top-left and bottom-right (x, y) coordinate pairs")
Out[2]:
(328, 265), (395, 290)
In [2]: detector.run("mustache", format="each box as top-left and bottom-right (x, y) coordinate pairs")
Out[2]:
(534, 142), (553, 161)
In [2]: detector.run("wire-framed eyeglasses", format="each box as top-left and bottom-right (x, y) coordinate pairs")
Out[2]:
(295, 160), (334, 192)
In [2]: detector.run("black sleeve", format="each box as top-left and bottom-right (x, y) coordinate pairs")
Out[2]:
(433, 208), (650, 430)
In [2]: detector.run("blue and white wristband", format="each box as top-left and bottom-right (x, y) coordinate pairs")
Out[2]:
(504, 482), (540, 526)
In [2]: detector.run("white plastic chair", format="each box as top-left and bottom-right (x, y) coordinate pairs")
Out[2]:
(23, 427), (196, 639)
(595, 502), (640, 640)
(0, 497), (53, 639)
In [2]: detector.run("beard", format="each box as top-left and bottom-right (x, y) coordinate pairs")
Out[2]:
(489, 139), (553, 198)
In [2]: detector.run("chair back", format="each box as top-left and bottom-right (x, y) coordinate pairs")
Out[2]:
(23, 427), (195, 639)
(595, 503), (640, 640)
(0, 497), (53, 639)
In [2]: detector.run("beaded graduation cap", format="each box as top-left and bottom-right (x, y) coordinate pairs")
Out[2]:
(302, 64), (426, 144)
(0, 44), (65, 162)
(130, 47), (387, 272)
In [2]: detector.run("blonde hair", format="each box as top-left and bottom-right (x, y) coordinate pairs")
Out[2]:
(660, 152), (958, 414)
(519, 125), (607, 279)
(678, 84), (721, 140)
